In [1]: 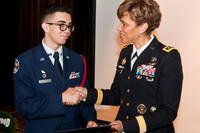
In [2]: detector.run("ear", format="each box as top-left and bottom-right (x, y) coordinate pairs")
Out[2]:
(41, 23), (49, 32)
(139, 23), (148, 34)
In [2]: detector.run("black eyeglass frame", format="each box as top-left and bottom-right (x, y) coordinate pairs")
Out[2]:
(46, 22), (75, 32)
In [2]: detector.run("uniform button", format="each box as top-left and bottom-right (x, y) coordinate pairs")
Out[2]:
(126, 115), (129, 119)
(150, 106), (157, 112)
(137, 104), (147, 114)
(126, 102), (130, 107)
(128, 76), (130, 79)
(126, 89), (130, 93)
(121, 100), (123, 104)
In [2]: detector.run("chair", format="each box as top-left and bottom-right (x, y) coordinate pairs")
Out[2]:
(0, 111), (15, 133)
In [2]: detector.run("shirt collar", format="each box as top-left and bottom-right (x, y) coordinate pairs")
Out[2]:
(132, 35), (154, 56)
(42, 39), (63, 56)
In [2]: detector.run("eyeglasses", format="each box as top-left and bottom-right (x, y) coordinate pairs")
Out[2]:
(47, 23), (75, 32)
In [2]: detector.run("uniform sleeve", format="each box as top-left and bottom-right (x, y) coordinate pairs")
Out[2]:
(79, 80), (97, 123)
(79, 103), (97, 123)
(144, 50), (183, 130)
(13, 58), (65, 119)
(85, 49), (127, 105)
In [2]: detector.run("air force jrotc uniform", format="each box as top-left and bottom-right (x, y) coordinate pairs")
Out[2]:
(13, 44), (96, 133)
(86, 36), (183, 133)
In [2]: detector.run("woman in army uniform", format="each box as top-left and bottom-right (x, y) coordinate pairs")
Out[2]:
(76, 0), (183, 132)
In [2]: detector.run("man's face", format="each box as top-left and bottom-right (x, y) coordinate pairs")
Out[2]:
(45, 12), (73, 46)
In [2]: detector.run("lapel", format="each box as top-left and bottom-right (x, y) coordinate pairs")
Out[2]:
(124, 45), (133, 72)
(35, 44), (63, 88)
(131, 37), (160, 73)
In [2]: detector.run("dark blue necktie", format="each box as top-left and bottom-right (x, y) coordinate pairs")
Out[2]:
(53, 52), (62, 79)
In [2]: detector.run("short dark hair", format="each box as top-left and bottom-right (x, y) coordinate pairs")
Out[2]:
(117, 0), (162, 34)
(41, 4), (71, 23)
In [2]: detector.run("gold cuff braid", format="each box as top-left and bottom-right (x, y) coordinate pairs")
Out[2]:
(135, 115), (147, 133)
(95, 88), (103, 104)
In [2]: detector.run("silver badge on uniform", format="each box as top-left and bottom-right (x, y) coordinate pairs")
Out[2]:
(137, 104), (147, 114)
(149, 56), (157, 66)
(151, 57), (157, 62)
(146, 77), (154, 82)
(66, 56), (70, 59)
(136, 75), (142, 79)
(118, 65), (125, 74)
(38, 70), (52, 84)
(41, 70), (46, 78)
(40, 57), (45, 62)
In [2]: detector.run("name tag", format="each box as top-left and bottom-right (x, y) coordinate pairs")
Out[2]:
(38, 79), (52, 84)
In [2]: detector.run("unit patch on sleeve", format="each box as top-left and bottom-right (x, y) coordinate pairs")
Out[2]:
(13, 59), (20, 74)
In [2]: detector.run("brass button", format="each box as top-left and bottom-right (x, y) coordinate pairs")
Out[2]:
(126, 102), (130, 106)
(126, 115), (129, 119)
(126, 89), (130, 93)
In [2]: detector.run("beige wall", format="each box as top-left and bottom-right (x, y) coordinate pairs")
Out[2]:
(95, 0), (200, 132)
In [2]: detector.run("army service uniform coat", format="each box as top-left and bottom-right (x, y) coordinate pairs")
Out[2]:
(86, 36), (183, 133)
(13, 44), (96, 133)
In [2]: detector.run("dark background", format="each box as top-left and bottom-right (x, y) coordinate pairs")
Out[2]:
(0, 0), (96, 109)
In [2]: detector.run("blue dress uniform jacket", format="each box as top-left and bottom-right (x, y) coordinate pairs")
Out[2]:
(13, 44), (96, 133)
(86, 37), (183, 133)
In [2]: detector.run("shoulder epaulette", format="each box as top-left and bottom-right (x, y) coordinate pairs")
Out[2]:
(162, 46), (175, 52)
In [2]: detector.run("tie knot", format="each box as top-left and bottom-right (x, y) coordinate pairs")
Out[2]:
(53, 52), (59, 60)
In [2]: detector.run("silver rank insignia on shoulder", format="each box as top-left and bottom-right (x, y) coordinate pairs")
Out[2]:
(137, 104), (147, 114)
(13, 59), (20, 74)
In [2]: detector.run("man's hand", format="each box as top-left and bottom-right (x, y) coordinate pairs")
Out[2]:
(62, 87), (82, 106)
(74, 86), (88, 101)
(87, 121), (98, 128)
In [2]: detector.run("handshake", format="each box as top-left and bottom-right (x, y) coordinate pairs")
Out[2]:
(62, 87), (88, 106)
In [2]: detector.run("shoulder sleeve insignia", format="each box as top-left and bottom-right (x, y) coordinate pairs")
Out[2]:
(13, 59), (20, 74)
(162, 46), (175, 52)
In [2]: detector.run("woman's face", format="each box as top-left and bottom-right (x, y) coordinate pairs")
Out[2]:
(118, 12), (145, 44)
